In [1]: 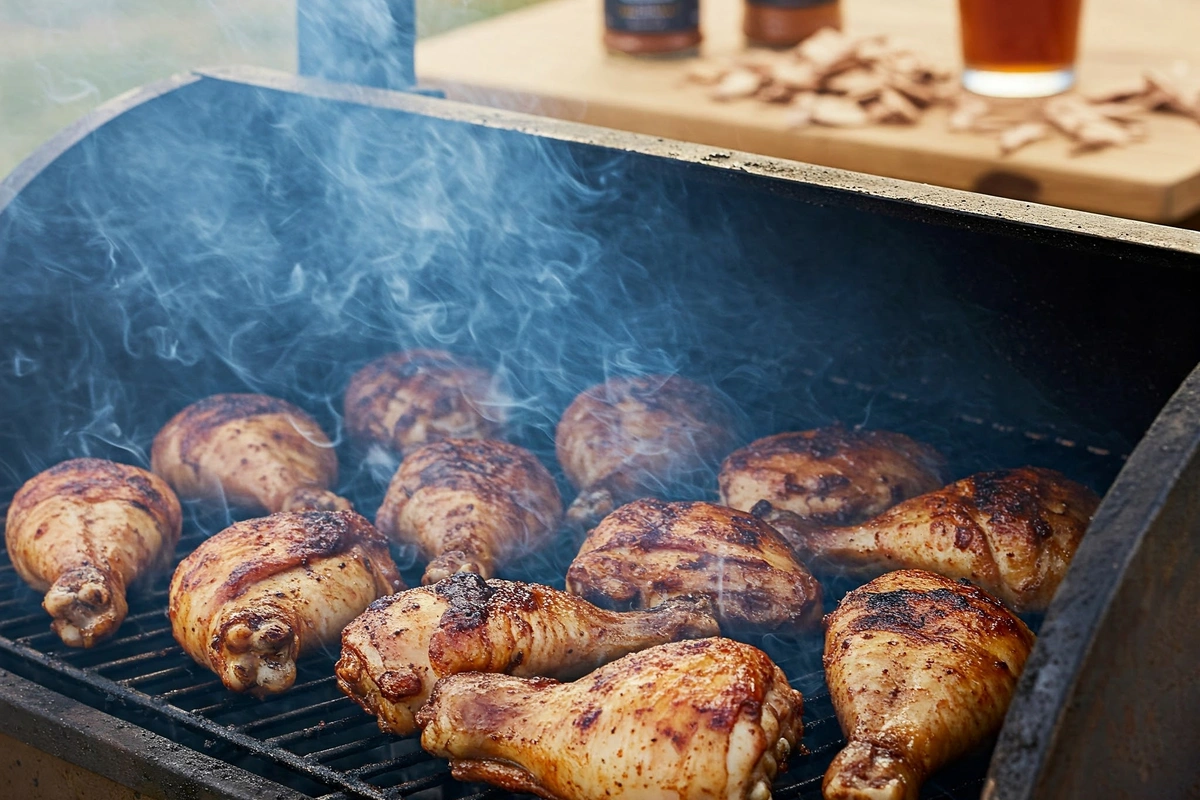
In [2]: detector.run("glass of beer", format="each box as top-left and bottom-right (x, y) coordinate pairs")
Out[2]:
(958, 0), (1083, 97)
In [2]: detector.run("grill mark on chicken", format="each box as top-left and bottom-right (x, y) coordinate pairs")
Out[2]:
(173, 394), (306, 457)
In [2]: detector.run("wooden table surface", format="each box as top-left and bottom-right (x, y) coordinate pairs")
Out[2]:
(416, 0), (1200, 223)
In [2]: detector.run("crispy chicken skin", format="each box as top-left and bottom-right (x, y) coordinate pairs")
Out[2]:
(566, 499), (823, 632)
(169, 510), (402, 696)
(758, 467), (1098, 612)
(5, 458), (182, 648)
(335, 571), (719, 734)
(344, 350), (506, 456)
(375, 438), (562, 585)
(555, 375), (737, 529)
(152, 393), (343, 514)
(719, 427), (944, 525)
(417, 637), (804, 800)
(823, 570), (1035, 800)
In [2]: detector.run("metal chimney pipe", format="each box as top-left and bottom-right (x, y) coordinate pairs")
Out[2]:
(297, 0), (415, 90)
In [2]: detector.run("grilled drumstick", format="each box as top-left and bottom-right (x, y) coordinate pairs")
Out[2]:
(152, 393), (344, 514)
(5, 458), (182, 648)
(344, 349), (506, 456)
(556, 374), (737, 530)
(758, 467), (1098, 612)
(418, 638), (804, 800)
(169, 510), (401, 696)
(823, 570), (1035, 800)
(375, 438), (562, 585)
(336, 571), (719, 734)
(720, 426), (944, 525)
(566, 499), (823, 632)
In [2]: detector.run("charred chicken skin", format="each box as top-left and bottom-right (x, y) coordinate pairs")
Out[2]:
(823, 570), (1035, 800)
(152, 393), (344, 515)
(555, 374), (737, 530)
(566, 499), (823, 632)
(336, 571), (719, 734)
(169, 509), (402, 696)
(417, 637), (804, 800)
(719, 426), (944, 525)
(5, 458), (182, 648)
(757, 467), (1098, 612)
(375, 438), (562, 585)
(344, 349), (506, 456)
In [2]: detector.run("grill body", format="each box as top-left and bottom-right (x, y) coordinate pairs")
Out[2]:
(0, 67), (1198, 800)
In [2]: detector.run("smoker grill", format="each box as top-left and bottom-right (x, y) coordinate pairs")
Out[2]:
(2, 9), (1200, 799)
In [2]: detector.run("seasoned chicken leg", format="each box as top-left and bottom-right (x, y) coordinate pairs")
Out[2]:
(169, 510), (402, 696)
(344, 349), (507, 456)
(566, 499), (823, 632)
(375, 438), (562, 585)
(336, 571), (719, 734)
(418, 637), (804, 800)
(151, 393), (346, 515)
(720, 426), (944, 525)
(5, 458), (182, 648)
(758, 467), (1098, 612)
(823, 570), (1035, 800)
(556, 374), (737, 530)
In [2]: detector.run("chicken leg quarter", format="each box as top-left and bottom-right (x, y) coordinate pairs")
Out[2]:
(5, 458), (182, 648)
(375, 438), (562, 584)
(822, 570), (1035, 800)
(418, 637), (804, 800)
(152, 393), (346, 514)
(336, 571), (719, 734)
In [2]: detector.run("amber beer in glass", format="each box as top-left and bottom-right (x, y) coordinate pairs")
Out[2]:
(958, 0), (1083, 97)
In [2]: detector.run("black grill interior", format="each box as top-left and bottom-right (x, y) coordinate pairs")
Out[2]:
(2, 72), (1199, 800)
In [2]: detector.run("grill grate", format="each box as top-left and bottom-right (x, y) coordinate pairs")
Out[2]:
(0, 526), (993, 800)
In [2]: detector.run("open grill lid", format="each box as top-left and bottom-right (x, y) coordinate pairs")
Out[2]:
(0, 54), (1198, 800)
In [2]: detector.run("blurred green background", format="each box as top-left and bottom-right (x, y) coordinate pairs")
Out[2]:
(0, 0), (538, 179)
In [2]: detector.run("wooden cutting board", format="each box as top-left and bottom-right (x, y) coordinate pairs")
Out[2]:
(416, 0), (1200, 223)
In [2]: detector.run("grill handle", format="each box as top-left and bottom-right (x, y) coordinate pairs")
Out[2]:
(297, 0), (415, 90)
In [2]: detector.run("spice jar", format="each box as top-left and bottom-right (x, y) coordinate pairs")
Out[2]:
(744, 0), (840, 49)
(605, 0), (701, 57)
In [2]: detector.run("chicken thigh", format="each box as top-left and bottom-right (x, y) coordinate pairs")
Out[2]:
(720, 426), (943, 525)
(344, 349), (506, 456)
(758, 467), (1098, 612)
(375, 438), (562, 585)
(169, 509), (401, 696)
(152, 393), (344, 514)
(418, 637), (804, 800)
(823, 570), (1035, 800)
(566, 499), (822, 632)
(5, 458), (182, 648)
(555, 374), (737, 529)
(336, 571), (719, 734)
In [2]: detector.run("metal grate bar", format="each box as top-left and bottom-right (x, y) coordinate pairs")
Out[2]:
(306, 733), (395, 764)
(383, 769), (451, 799)
(87, 646), (181, 672)
(190, 696), (245, 716)
(118, 663), (194, 687)
(158, 678), (224, 701)
(0, 612), (45, 629)
(347, 751), (428, 779)
(236, 697), (353, 733)
(263, 713), (377, 748)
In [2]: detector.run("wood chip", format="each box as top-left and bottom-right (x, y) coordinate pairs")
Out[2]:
(811, 95), (869, 127)
(885, 72), (937, 107)
(998, 121), (1049, 155)
(1072, 118), (1134, 152)
(794, 27), (859, 75)
(771, 61), (820, 91)
(948, 95), (991, 132)
(711, 69), (763, 101)
(868, 88), (921, 124)
(1144, 69), (1200, 115)
(825, 67), (886, 100)
(1088, 102), (1148, 123)
(686, 62), (728, 86)
(785, 92), (818, 128)
(756, 83), (794, 104)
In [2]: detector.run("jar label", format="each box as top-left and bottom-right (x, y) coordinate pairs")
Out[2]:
(605, 0), (699, 33)
(747, 0), (837, 7)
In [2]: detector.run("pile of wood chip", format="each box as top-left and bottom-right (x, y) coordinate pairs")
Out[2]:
(687, 28), (956, 128)
(952, 70), (1200, 154)
(686, 27), (1200, 155)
